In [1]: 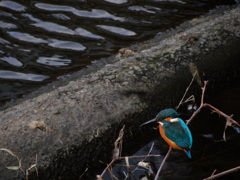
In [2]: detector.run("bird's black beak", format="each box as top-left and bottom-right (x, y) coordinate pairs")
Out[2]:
(140, 118), (157, 127)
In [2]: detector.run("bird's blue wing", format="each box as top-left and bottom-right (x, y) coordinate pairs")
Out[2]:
(163, 118), (193, 149)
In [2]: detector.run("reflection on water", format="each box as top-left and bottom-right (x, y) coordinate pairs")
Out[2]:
(97, 25), (136, 36)
(0, 0), (26, 12)
(37, 55), (72, 67)
(0, 0), (236, 105)
(1, 56), (23, 67)
(0, 70), (48, 81)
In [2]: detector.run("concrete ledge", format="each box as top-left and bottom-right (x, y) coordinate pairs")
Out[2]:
(0, 5), (240, 179)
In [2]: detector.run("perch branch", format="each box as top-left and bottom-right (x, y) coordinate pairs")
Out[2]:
(154, 148), (172, 180)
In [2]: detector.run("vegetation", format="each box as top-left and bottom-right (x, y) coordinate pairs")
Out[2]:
(96, 77), (240, 180)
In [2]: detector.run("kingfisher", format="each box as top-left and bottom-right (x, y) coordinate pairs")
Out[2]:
(141, 108), (193, 158)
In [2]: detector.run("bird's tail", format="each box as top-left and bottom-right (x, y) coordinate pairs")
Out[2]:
(185, 150), (192, 159)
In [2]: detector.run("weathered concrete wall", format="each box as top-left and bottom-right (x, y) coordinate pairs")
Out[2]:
(0, 4), (240, 180)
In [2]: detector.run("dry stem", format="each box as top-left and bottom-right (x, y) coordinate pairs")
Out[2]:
(99, 125), (125, 178)
(98, 126), (162, 179)
(154, 148), (172, 180)
(203, 166), (240, 180)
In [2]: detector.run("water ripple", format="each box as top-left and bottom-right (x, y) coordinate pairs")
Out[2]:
(97, 25), (136, 36)
(152, 0), (186, 4)
(128, 6), (156, 14)
(0, 10), (17, 19)
(35, 3), (124, 21)
(0, 70), (48, 81)
(75, 28), (105, 39)
(1, 56), (23, 67)
(0, 0), (26, 12)
(0, 37), (10, 44)
(48, 39), (86, 51)
(52, 13), (70, 20)
(32, 22), (75, 35)
(37, 55), (71, 67)
(7, 31), (48, 44)
(103, 0), (128, 4)
(0, 20), (17, 29)
(23, 13), (104, 39)
(7, 31), (86, 51)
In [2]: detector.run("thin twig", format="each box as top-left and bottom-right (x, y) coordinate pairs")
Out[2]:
(119, 154), (161, 160)
(154, 148), (172, 180)
(99, 159), (116, 178)
(124, 157), (133, 179)
(187, 80), (208, 125)
(99, 152), (161, 178)
(203, 166), (240, 180)
(79, 168), (88, 180)
(107, 165), (118, 180)
(204, 103), (240, 127)
(124, 142), (157, 180)
(99, 128), (161, 179)
(113, 125), (125, 159)
(176, 71), (197, 110)
(204, 103), (240, 141)
(99, 125), (125, 178)
(210, 169), (217, 176)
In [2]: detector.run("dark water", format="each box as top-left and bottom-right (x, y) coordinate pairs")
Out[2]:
(102, 136), (240, 179)
(0, 0), (236, 106)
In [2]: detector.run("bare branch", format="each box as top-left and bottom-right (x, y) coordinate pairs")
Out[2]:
(203, 166), (240, 180)
(204, 103), (240, 127)
(189, 62), (203, 87)
(119, 154), (161, 160)
(98, 125), (125, 178)
(187, 80), (208, 125)
(176, 71), (197, 110)
(210, 169), (217, 176)
(154, 149), (172, 180)
(125, 142), (158, 179)
(203, 103), (240, 141)
(113, 125), (125, 159)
